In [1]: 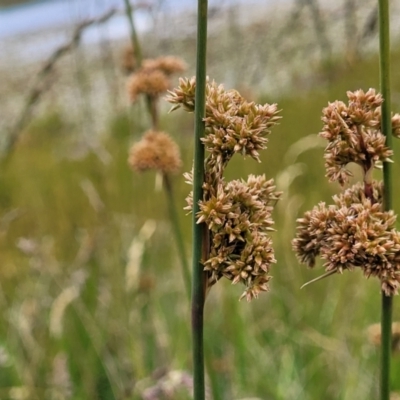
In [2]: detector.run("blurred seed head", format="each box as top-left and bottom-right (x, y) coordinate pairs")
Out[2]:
(127, 55), (187, 102)
(142, 56), (187, 76)
(121, 45), (137, 74)
(128, 130), (182, 175)
(140, 369), (211, 400)
(367, 322), (400, 354)
(128, 69), (170, 102)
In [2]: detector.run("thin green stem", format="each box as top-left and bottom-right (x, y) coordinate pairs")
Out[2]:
(381, 295), (393, 400)
(192, 0), (208, 399)
(378, 0), (393, 399)
(123, 0), (157, 128)
(163, 173), (191, 300)
(123, 0), (143, 66)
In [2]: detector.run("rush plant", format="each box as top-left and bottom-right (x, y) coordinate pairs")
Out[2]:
(293, 0), (400, 394)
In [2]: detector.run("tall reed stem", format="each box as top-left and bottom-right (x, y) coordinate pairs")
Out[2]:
(123, 0), (155, 122)
(378, 0), (393, 399)
(163, 174), (191, 300)
(192, 0), (208, 399)
(123, 0), (143, 66)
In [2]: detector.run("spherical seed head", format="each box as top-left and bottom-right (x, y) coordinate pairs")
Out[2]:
(142, 56), (187, 75)
(128, 130), (182, 174)
(167, 77), (281, 163)
(293, 181), (400, 294)
(319, 89), (396, 185)
(197, 175), (281, 300)
(127, 69), (170, 102)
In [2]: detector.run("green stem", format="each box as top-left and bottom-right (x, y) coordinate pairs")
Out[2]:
(149, 97), (159, 130)
(163, 173), (191, 300)
(381, 295), (393, 400)
(378, 0), (393, 399)
(192, 0), (208, 399)
(123, 0), (158, 128)
(122, 0), (143, 66)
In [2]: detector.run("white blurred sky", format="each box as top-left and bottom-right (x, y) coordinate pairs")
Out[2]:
(0, 0), (289, 38)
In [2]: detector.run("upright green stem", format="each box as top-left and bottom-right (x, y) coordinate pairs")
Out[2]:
(123, 0), (156, 127)
(378, 0), (393, 399)
(123, 0), (143, 66)
(163, 173), (191, 300)
(192, 0), (208, 399)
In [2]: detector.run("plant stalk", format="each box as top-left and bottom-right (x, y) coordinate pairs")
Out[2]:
(123, 0), (143, 66)
(378, 0), (393, 399)
(163, 173), (191, 300)
(192, 0), (208, 399)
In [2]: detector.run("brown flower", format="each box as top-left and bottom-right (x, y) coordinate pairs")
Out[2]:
(127, 69), (170, 102)
(142, 56), (187, 76)
(127, 55), (187, 102)
(196, 175), (281, 300)
(128, 130), (182, 174)
(293, 182), (400, 295)
(167, 77), (281, 164)
(169, 78), (281, 300)
(319, 89), (399, 185)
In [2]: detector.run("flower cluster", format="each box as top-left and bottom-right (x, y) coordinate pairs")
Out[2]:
(293, 182), (400, 295)
(167, 77), (280, 164)
(168, 78), (281, 300)
(320, 89), (400, 185)
(127, 56), (187, 102)
(128, 130), (182, 174)
(294, 89), (400, 295)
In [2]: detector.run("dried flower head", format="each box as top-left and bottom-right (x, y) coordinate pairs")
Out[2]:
(142, 56), (187, 75)
(121, 45), (137, 74)
(367, 322), (400, 353)
(168, 78), (281, 300)
(127, 69), (170, 102)
(293, 181), (400, 295)
(167, 77), (281, 163)
(126, 55), (186, 102)
(320, 88), (400, 185)
(198, 175), (281, 301)
(128, 130), (182, 174)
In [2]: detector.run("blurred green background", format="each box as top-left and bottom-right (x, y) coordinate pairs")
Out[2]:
(1, 0), (400, 399)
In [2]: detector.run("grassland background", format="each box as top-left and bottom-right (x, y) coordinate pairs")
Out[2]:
(1, 1), (400, 399)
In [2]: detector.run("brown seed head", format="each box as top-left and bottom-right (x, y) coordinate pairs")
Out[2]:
(128, 130), (182, 174)
(127, 69), (170, 102)
(142, 56), (187, 75)
(121, 45), (137, 74)
(367, 322), (400, 353)
(171, 78), (281, 300)
(167, 77), (280, 163)
(196, 175), (281, 300)
(319, 89), (398, 185)
(293, 181), (400, 294)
